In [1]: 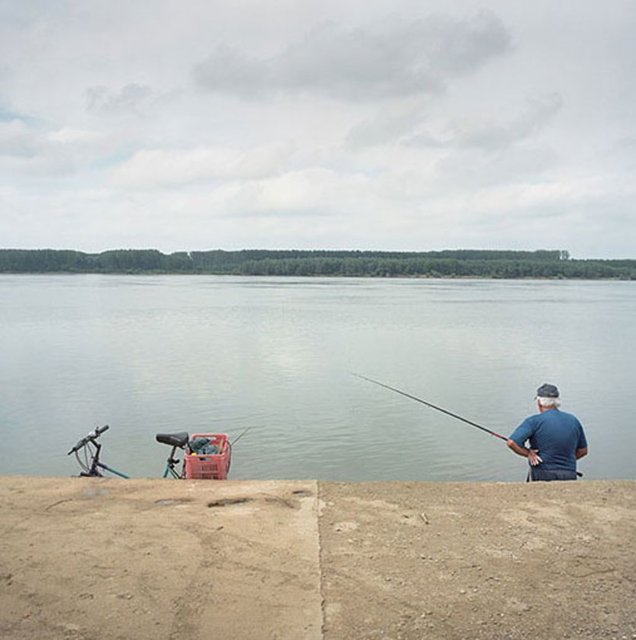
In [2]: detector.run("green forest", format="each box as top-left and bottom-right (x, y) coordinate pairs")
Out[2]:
(0, 248), (634, 279)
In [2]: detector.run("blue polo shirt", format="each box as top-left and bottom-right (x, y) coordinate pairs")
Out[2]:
(509, 409), (588, 472)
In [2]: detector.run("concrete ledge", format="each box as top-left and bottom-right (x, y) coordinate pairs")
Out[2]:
(0, 478), (634, 639)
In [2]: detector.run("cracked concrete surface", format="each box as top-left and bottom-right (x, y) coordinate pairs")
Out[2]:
(0, 478), (634, 639)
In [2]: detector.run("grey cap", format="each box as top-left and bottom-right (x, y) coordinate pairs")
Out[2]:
(536, 383), (559, 398)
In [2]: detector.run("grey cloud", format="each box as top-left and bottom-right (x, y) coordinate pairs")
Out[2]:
(346, 101), (427, 149)
(452, 93), (563, 150)
(408, 10), (512, 76)
(272, 22), (442, 99)
(194, 10), (512, 101)
(433, 146), (559, 193)
(346, 92), (561, 151)
(85, 83), (153, 114)
(192, 44), (270, 97)
(405, 93), (563, 151)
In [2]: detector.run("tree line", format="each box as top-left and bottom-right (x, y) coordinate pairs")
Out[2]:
(0, 248), (634, 279)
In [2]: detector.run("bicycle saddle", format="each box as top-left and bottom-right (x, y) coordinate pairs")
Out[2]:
(155, 432), (189, 448)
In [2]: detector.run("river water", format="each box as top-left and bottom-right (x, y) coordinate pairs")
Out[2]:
(0, 274), (633, 482)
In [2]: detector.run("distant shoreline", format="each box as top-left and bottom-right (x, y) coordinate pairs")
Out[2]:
(2, 248), (635, 279)
(2, 271), (635, 281)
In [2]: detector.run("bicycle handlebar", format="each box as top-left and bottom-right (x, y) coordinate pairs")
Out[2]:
(67, 425), (110, 455)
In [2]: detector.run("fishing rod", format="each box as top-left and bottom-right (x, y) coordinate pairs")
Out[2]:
(231, 426), (252, 446)
(352, 373), (508, 441)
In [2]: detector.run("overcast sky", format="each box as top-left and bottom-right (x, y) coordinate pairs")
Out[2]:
(1, 0), (634, 257)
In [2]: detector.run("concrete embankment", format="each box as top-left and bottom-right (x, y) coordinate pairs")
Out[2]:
(0, 477), (634, 640)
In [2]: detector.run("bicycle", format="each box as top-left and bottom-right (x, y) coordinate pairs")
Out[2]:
(68, 425), (234, 479)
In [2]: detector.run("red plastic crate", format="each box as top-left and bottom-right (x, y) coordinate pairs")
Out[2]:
(185, 433), (231, 480)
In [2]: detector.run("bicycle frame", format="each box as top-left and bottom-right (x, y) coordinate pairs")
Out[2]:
(162, 448), (183, 478)
(74, 439), (130, 479)
(156, 432), (189, 479)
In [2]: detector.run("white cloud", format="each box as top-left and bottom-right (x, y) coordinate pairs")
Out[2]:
(0, 118), (114, 177)
(110, 143), (294, 188)
(241, 168), (376, 215)
(46, 127), (104, 144)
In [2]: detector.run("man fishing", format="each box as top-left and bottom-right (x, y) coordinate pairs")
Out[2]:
(507, 383), (588, 481)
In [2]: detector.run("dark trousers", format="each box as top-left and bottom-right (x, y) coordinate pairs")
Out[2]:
(527, 467), (577, 482)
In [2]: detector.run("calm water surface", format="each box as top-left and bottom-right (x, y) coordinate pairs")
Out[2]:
(0, 275), (634, 482)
